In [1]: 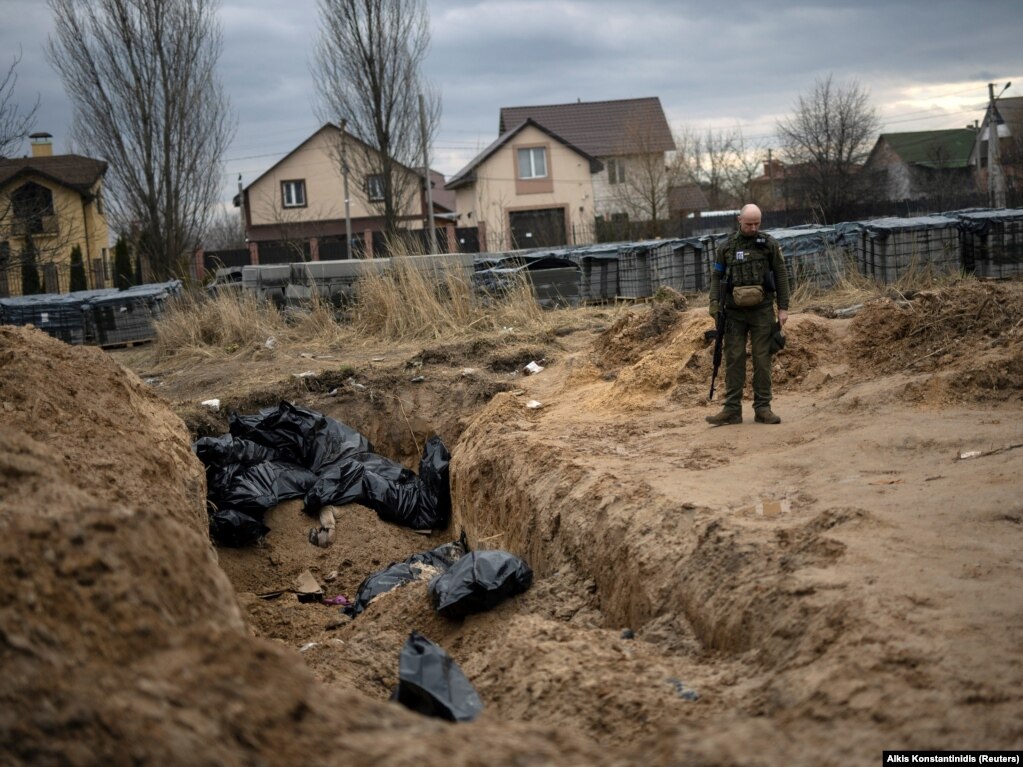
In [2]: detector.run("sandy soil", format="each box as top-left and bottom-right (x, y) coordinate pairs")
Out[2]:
(1, 279), (1021, 766)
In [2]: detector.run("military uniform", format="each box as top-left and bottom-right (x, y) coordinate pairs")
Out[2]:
(708, 229), (790, 422)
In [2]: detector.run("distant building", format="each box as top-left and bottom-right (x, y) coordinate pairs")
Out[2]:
(0, 132), (109, 294)
(865, 129), (977, 204)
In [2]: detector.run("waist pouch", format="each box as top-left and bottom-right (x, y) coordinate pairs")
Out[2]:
(732, 285), (765, 307)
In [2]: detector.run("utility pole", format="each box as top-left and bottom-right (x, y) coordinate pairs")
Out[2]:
(418, 93), (436, 254)
(339, 119), (353, 257)
(987, 82), (1011, 208)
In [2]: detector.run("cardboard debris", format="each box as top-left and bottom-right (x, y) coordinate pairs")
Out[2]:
(295, 569), (324, 603)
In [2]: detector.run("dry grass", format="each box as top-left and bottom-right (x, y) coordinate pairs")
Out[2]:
(152, 256), (551, 359)
(154, 288), (288, 358)
(347, 255), (548, 342)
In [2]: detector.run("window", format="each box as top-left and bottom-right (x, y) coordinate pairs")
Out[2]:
(517, 147), (547, 179)
(281, 180), (306, 208)
(366, 174), (385, 201)
(607, 158), (625, 185)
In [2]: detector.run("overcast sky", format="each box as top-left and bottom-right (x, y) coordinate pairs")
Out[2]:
(4, 0), (1022, 206)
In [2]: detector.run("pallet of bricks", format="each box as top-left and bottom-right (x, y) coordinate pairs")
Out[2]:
(648, 238), (712, 293)
(618, 240), (665, 299)
(954, 208), (1023, 279)
(766, 226), (844, 291)
(87, 281), (183, 346)
(0, 290), (102, 345)
(844, 216), (961, 284)
(0, 281), (182, 347)
(576, 244), (620, 303)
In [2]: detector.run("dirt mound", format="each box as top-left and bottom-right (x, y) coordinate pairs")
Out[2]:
(0, 325), (207, 534)
(847, 281), (1023, 402)
(592, 301), (689, 368)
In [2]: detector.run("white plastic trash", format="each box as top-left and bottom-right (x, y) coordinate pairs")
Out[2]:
(201, 399), (220, 413)
(524, 361), (545, 375)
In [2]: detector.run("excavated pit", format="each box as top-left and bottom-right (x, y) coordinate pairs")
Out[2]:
(2, 281), (1023, 766)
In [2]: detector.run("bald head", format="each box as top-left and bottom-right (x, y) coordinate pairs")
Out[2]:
(738, 204), (762, 235)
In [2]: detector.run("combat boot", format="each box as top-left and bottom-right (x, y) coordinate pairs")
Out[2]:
(705, 409), (742, 426)
(754, 408), (781, 424)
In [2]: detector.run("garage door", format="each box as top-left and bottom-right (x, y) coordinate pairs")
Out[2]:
(509, 208), (566, 249)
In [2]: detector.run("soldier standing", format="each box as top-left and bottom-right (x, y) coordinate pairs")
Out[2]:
(706, 204), (790, 426)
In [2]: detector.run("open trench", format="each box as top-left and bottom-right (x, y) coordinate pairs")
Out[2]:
(197, 304), (1023, 764)
(202, 323), (938, 764)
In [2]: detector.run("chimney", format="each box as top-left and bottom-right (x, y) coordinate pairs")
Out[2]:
(29, 132), (54, 158)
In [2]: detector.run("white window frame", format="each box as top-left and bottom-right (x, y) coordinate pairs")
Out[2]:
(281, 180), (306, 208)
(517, 147), (548, 180)
(366, 174), (385, 202)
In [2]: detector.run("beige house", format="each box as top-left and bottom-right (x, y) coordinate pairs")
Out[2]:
(499, 98), (676, 222)
(239, 123), (453, 260)
(445, 119), (602, 251)
(0, 133), (109, 294)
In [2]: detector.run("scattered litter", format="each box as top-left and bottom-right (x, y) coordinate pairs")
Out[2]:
(347, 378), (366, 390)
(300, 352), (314, 358)
(295, 569), (323, 603)
(299, 642), (319, 653)
(392, 631), (483, 722)
(523, 360), (545, 375)
(264, 336), (276, 349)
(411, 375), (425, 383)
(327, 388), (338, 396)
(322, 594), (351, 607)
(955, 444), (1023, 461)
(667, 678), (699, 701)
(143, 377), (161, 386)
(621, 628), (635, 640)
(200, 398), (220, 413)
(372, 357), (384, 362)
(293, 370), (317, 379)
(525, 400), (543, 410)
(429, 550), (533, 619)
(324, 570), (339, 582)
(461, 368), (477, 376)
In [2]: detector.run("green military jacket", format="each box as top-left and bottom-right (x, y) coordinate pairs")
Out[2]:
(709, 230), (790, 313)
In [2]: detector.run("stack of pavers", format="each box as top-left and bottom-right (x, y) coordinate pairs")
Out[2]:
(765, 226), (844, 291)
(87, 281), (183, 346)
(0, 281), (182, 347)
(841, 215), (961, 284)
(576, 243), (620, 303)
(954, 208), (1023, 279)
(618, 240), (664, 299)
(242, 264), (291, 305)
(648, 238), (712, 293)
(0, 290), (104, 345)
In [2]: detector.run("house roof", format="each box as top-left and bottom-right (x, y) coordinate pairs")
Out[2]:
(0, 154), (107, 195)
(445, 118), (603, 190)
(498, 97), (675, 158)
(243, 123), (443, 197)
(668, 183), (709, 211)
(871, 129), (977, 169)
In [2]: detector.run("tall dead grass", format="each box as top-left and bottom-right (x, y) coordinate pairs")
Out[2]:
(153, 257), (550, 359)
(154, 288), (288, 358)
(347, 255), (548, 341)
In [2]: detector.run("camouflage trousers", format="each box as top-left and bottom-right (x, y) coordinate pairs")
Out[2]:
(722, 301), (775, 413)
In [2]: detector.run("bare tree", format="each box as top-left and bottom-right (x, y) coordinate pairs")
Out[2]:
(0, 50), (38, 158)
(608, 121), (679, 226)
(204, 205), (247, 251)
(313, 0), (440, 238)
(776, 75), (881, 221)
(673, 126), (763, 209)
(47, 0), (235, 280)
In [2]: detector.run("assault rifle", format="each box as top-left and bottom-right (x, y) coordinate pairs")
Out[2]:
(708, 279), (729, 400)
